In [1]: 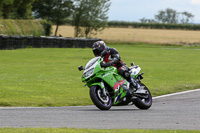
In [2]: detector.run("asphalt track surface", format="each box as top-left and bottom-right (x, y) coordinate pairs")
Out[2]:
(0, 89), (200, 130)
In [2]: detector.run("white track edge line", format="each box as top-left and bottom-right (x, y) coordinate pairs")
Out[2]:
(153, 88), (200, 100)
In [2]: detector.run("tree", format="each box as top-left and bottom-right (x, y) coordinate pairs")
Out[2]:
(155, 8), (179, 24)
(12, 0), (35, 19)
(180, 11), (194, 24)
(0, 0), (35, 19)
(72, 0), (111, 38)
(32, 0), (74, 36)
(0, 0), (14, 18)
(154, 8), (194, 24)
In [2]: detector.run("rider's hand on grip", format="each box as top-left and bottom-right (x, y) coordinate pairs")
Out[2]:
(101, 50), (108, 57)
(100, 62), (109, 67)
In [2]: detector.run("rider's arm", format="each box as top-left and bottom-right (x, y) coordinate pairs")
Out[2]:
(101, 48), (121, 67)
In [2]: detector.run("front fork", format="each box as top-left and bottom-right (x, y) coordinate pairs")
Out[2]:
(89, 80), (130, 105)
(89, 81), (107, 96)
(101, 81), (107, 96)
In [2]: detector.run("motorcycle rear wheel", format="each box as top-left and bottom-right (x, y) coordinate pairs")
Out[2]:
(90, 85), (112, 110)
(134, 83), (152, 110)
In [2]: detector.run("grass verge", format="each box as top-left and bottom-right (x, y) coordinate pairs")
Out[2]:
(0, 44), (200, 107)
(0, 128), (200, 133)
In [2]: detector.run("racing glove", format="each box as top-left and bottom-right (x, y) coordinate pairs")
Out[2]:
(100, 62), (111, 67)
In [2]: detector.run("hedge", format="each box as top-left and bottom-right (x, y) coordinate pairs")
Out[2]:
(63, 19), (200, 30)
(107, 21), (200, 30)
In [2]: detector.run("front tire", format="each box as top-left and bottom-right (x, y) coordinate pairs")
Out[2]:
(90, 85), (112, 110)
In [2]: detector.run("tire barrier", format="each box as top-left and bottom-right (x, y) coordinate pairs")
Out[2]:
(0, 35), (101, 49)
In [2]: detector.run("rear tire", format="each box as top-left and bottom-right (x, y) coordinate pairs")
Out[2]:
(90, 85), (112, 110)
(134, 83), (152, 110)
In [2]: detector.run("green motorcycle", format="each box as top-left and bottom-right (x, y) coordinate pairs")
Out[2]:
(78, 57), (152, 110)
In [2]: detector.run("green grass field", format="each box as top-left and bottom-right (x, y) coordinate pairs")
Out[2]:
(0, 128), (200, 133)
(0, 44), (200, 107)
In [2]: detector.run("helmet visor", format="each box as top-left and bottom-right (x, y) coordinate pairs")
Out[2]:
(93, 49), (100, 57)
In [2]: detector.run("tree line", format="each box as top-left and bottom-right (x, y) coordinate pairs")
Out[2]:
(140, 8), (194, 24)
(107, 8), (197, 30)
(107, 21), (200, 31)
(0, 0), (111, 38)
(0, 0), (34, 19)
(0, 1), (198, 38)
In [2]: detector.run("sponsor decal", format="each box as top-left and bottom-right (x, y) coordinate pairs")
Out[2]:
(115, 94), (122, 103)
(113, 79), (125, 91)
(103, 73), (110, 78)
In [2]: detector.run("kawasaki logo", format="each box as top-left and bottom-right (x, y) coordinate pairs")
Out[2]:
(103, 73), (110, 78)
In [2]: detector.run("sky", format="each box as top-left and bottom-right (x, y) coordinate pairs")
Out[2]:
(108, 0), (200, 23)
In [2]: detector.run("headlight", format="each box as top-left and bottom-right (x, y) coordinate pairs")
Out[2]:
(84, 68), (94, 78)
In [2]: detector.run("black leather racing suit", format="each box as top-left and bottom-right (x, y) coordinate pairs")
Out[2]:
(101, 47), (131, 82)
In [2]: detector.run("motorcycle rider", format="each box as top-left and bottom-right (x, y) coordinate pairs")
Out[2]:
(92, 41), (143, 96)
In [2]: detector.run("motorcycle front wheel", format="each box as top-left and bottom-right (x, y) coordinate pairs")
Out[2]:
(90, 85), (112, 110)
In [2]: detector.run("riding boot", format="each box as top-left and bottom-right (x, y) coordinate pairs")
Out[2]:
(129, 78), (146, 94)
(129, 78), (140, 90)
(129, 79), (146, 101)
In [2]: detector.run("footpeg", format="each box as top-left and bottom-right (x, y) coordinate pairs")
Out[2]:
(135, 86), (148, 94)
(135, 89), (148, 94)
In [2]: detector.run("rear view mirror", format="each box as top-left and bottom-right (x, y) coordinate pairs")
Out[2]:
(78, 65), (84, 71)
(130, 62), (135, 66)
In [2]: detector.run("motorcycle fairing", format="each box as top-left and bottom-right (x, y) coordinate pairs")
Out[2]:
(88, 66), (129, 105)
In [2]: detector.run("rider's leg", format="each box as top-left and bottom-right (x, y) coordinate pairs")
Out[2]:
(128, 78), (140, 89)
(118, 65), (140, 91)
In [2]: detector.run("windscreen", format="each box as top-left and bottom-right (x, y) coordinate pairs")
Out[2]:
(85, 57), (100, 70)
